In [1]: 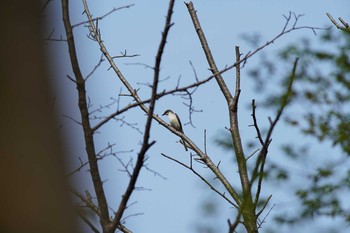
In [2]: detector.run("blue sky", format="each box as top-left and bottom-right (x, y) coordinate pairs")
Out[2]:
(48, 0), (349, 232)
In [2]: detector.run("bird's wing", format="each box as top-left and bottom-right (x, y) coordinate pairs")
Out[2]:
(175, 113), (184, 133)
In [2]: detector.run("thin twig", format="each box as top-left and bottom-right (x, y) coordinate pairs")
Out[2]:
(66, 158), (89, 176)
(62, 114), (82, 125)
(241, 12), (325, 63)
(204, 129), (207, 155)
(40, 0), (53, 14)
(256, 195), (272, 217)
(228, 210), (242, 233)
(339, 17), (349, 29)
(66, 74), (77, 83)
(77, 211), (100, 233)
(112, 50), (140, 59)
(161, 153), (238, 208)
(246, 148), (260, 161)
(117, 224), (133, 233)
(89, 98), (118, 116)
(85, 53), (105, 81)
(144, 163), (167, 180)
(257, 203), (275, 229)
(70, 188), (100, 216)
(252, 58), (299, 210)
(116, 156), (133, 177)
(251, 99), (264, 145)
(73, 5), (135, 28)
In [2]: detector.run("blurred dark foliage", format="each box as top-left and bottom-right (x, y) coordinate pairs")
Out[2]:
(257, 29), (350, 228)
(252, 29), (350, 155)
(213, 28), (350, 232)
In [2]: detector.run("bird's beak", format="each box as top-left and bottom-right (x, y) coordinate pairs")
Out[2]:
(162, 112), (166, 116)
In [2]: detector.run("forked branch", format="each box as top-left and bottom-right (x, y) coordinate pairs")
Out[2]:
(252, 58), (299, 211)
(326, 13), (350, 33)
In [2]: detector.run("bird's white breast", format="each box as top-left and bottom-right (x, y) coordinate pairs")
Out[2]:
(168, 112), (181, 130)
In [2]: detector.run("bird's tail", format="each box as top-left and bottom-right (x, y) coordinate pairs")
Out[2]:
(180, 139), (188, 151)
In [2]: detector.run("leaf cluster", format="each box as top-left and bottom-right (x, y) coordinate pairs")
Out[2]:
(267, 30), (350, 154)
(249, 29), (350, 228)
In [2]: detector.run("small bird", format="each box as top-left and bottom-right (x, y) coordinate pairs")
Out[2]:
(162, 109), (188, 151)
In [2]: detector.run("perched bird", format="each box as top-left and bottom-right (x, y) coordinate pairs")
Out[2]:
(162, 109), (188, 151)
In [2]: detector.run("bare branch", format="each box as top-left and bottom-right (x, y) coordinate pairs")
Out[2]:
(117, 116), (143, 134)
(246, 148), (260, 161)
(121, 212), (144, 224)
(73, 4), (135, 28)
(92, 98), (153, 132)
(67, 143), (119, 177)
(326, 13), (350, 33)
(185, 2), (233, 104)
(116, 156), (135, 178)
(40, 0), (53, 14)
(241, 12), (325, 63)
(250, 99), (264, 145)
(231, 46), (250, 199)
(252, 58), (299, 211)
(62, 114), (82, 125)
(77, 211), (100, 233)
(144, 160), (167, 180)
(66, 74), (77, 83)
(93, 10), (324, 135)
(70, 188), (100, 216)
(96, 143), (116, 157)
(189, 60), (199, 82)
(89, 98), (118, 116)
(256, 195), (272, 217)
(59, 0), (328, 230)
(186, 2), (245, 206)
(117, 224), (133, 233)
(339, 17), (349, 29)
(85, 53), (105, 81)
(204, 129), (207, 155)
(81, 6), (312, 227)
(124, 62), (154, 69)
(62, 0), (110, 228)
(112, 50), (140, 59)
(161, 153), (238, 208)
(44, 28), (67, 42)
(66, 157), (89, 176)
(228, 210), (242, 233)
(257, 203), (275, 229)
